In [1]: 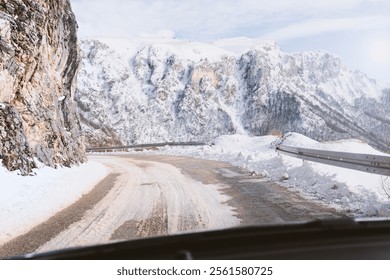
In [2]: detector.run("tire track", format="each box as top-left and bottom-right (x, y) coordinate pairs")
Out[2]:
(1, 154), (343, 259)
(33, 156), (239, 254)
(0, 173), (119, 258)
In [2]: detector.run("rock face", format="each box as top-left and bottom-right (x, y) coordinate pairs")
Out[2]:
(0, 0), (85, 174)
(0, 104), (35, 174)
(76, 38), (390, 153)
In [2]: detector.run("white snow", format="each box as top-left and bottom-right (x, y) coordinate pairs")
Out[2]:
(90, 36), (235, 63)
(0, 160), (108, 245)
(1, 133), (390, 247)
(36, 156), (239, 252)
(141, 133), (390, 217)
(211, 37), (273, 54)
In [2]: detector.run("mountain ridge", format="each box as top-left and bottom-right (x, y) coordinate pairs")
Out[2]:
(75, 37), (389, 152)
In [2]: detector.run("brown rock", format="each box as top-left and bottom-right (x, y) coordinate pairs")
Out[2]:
(0, 0), (85, 175)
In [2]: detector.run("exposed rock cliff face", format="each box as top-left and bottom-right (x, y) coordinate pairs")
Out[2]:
(0, 0), (85, 174)
(76, 38), (390, 152)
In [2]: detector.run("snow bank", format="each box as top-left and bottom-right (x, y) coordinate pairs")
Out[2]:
(0, 160), (108, 244)
(145, 133), (390, 217)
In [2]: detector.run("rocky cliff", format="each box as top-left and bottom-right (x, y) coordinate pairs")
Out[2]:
(0, 0), (85, 175)
(76, 37), (390, 153)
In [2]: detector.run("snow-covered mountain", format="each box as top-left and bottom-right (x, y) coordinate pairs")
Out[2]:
(76, 37), (390, 152)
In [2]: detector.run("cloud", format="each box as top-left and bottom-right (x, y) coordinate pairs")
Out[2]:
(70, 0), (390, 40)
(260, 15), (390, 42)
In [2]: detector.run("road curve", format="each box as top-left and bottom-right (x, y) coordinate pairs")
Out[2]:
(0, 154), (343, 258)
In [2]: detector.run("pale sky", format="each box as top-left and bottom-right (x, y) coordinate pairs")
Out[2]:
(70, 0), (390, 84)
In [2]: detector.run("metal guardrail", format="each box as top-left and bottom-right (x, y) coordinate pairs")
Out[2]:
(276, 145), (390, 176)
(86, 142), (206, 152)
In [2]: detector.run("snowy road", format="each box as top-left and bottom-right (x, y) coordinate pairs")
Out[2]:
(0, 154), (343, 258)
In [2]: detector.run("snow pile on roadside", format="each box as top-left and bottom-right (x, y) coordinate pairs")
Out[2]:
(0, 160), (108, 245)
(149, 133), (390, 217)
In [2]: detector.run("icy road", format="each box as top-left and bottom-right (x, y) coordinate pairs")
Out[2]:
(0, 154), (342, 257)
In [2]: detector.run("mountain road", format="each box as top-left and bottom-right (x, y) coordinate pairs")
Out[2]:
(0, 154), (343, 258)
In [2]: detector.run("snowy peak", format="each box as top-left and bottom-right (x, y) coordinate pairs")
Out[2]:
(75, 37), (390, 152)
(211, 37), (277, 54)
(87, 37), (235, 63)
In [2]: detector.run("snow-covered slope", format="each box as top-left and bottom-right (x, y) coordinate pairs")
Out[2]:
(76, 37), (390, 152)
(146, 133), (390, 217)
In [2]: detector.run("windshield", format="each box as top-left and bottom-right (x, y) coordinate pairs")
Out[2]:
(0, 0), (390, 260)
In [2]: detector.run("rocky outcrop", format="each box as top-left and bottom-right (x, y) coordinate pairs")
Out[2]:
(0, 0), (85, 174)
(238, 47), (390, 152)
(0, 104), (36, 174)
(76, 38), (390, 153)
